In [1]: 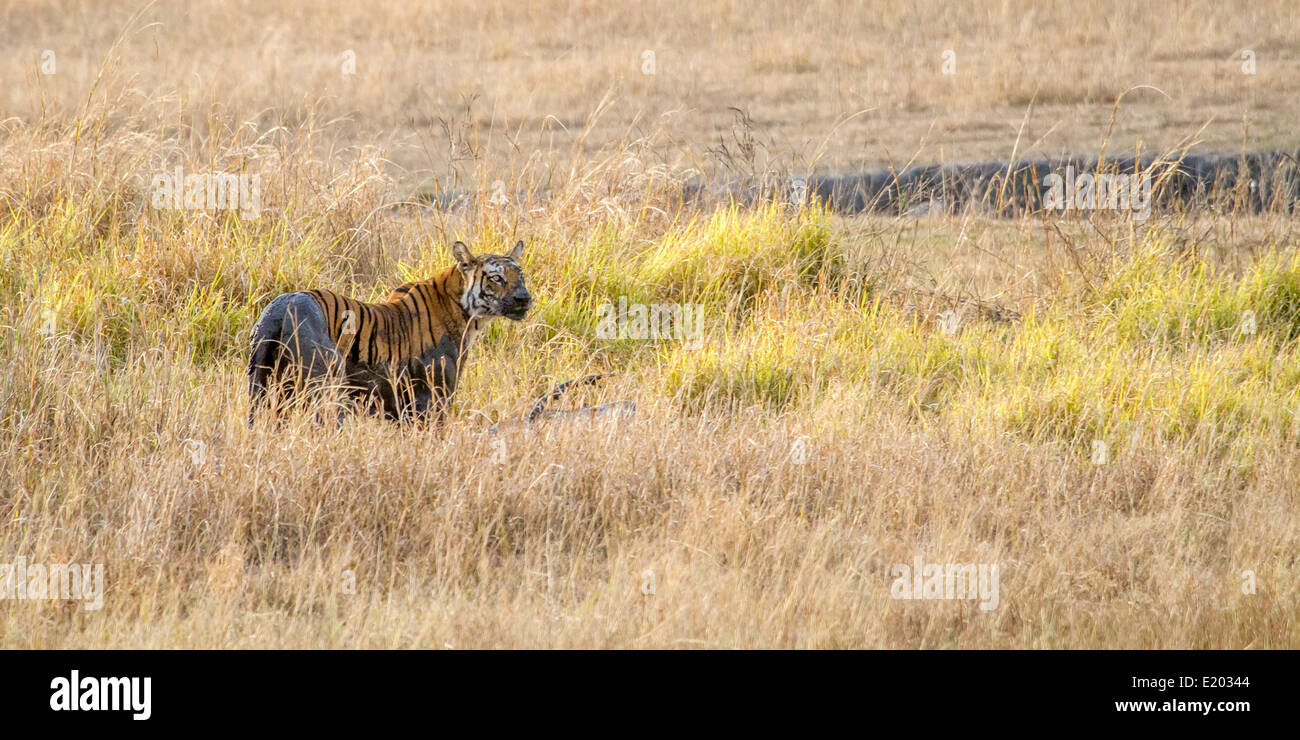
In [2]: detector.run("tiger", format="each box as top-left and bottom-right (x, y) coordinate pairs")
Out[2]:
(247, 239), (531, 424)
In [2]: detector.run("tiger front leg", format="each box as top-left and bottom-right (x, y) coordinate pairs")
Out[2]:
(395, 376), (449, 426)
(398, 355), (457, 426)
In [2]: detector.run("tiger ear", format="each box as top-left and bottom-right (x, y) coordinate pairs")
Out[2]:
(451, 240), (474, 269)
(507, 240), (524, 262)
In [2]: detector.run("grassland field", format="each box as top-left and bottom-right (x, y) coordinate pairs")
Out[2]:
(0, 0), (1297, 648)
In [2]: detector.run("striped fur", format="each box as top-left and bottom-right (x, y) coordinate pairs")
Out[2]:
(248, 240), (530, 423)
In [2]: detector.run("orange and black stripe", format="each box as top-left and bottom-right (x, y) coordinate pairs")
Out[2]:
(302, 265), (471, 371)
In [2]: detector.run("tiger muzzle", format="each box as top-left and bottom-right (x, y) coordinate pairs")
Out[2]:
(505, 289), (532, 320)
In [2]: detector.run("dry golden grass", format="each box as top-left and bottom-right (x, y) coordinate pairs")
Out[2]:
(0, 0), (1297, 648)
(5, 0), (1299, 179)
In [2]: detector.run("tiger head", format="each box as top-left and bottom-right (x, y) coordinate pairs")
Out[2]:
(451, 239), (532, 321)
